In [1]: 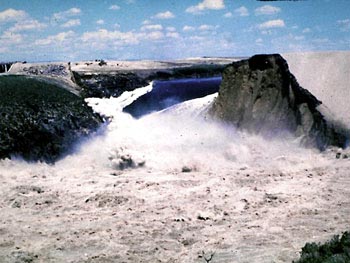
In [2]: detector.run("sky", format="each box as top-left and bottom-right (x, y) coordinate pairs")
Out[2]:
(0, 0), (349, 62)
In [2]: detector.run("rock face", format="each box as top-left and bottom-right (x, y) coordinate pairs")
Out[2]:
(0, 75), (103, 163)
(73, 72), (149, 98)
(210, 54), (348, 150)
(0, 62), (13, 73)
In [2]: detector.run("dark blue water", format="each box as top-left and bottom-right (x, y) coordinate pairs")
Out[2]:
(123, 77), (222, 118)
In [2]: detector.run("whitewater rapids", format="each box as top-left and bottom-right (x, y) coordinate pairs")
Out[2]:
(0, 52), (350, 263)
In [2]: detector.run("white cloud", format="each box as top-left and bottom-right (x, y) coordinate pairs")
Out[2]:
(96, 19), (105, 25)
(255, 5), (281, 15)
(183, 25), (195, 32)
(109, 5), (120, 10)
(337, 19), (350, 31)
(166, 32), (180, 38)
(35, 31), (75, 45)
(53, 8), (81, 21)
(258, 19), (285, 29)
(145, 31), (164, 40)
(9, 19), (47, 31)
(186, 0), (225, 14)
(294, 35), (305, 41)
(0, 8), (27, 23)
(224, 12), (232, 18)
(189, 35), (205, 41)
(199, 24), (216, 31)
(256, 38), (263, 44)
(153, 11), (175, 19)
(166, 27), (176, 32)
(61, 19), (80, 28)
(0, 31), (23, 45)
(81, 29), (139, 45)
(142, 20), (151, 25)
(302, 28), (311, 33)
(141, 24), (163, 31)
(234, 6), (249, 17)
(312, 38), (329, 44)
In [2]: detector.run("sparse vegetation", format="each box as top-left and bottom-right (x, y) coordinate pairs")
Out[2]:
(95, 59), (107, 66)
(294, 232), (350, 263)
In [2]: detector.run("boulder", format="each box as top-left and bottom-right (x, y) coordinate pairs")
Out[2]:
(0, 75), (103, 163)
(210, 54), (348, 150)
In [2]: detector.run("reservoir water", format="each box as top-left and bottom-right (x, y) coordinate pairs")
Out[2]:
(123, 77), (222, 118)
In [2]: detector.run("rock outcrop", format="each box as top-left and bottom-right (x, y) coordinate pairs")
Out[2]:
(0, 75), (103, 163)
(210, 54), (348, 150)
(73, 72), (149, 98)
(0, 62), (13, 73)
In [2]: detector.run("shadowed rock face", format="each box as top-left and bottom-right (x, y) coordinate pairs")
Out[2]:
(0, 76), (103, 163)
(0, 63), (13, 73)
(210, 54), (348, 150)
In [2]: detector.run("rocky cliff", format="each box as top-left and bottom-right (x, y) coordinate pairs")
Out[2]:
(0, 75), (103, 163)
(210, 54), (348, 150)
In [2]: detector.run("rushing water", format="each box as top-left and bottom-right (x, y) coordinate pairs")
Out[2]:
(0, 76), (324, 175)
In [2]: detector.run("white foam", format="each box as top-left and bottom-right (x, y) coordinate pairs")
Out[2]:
(4, 52), (347, 176)
(80, 90), (326, 173)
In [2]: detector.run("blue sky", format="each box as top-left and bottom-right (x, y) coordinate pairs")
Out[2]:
(0, 0), (349, 62)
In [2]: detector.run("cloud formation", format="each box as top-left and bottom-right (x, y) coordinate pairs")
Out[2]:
(183, 25), (195, 32)
(9, 19), (47, 31)
(235, 6), (249, 17)
(141, 24), (163, 31)
(186, 0), (225, 14)
(35, 31), (75, 45)
(61, 19), (80, 28)
(0, 8), (27, 23)
(153, 11), (175, 19)
(302, 28), (311, 33)
(53, 8), (81, 21)
(81, 29), (139, 45)
(0, 31), (23, 45)
(255, 5), (281, 15)
(109, 5), (120, 10)
(337, 19), (350, 31)
(258, 19), (285, 29)
(199, 24), (216, 31)
(223, 12), (232, 18)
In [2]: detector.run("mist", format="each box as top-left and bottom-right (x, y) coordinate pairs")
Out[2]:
(65, 85), (330, 174)
(0, 81), (330, 178)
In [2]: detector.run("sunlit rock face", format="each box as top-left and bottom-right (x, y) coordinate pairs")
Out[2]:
(210, 54), (348, 150)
